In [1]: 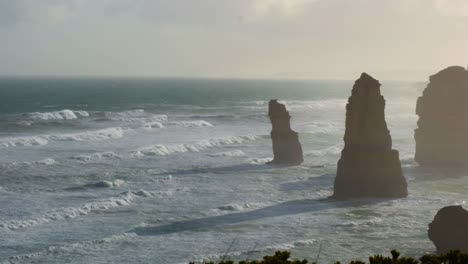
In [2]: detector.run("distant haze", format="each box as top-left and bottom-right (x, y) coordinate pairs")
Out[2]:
(1, 0), (468, 80)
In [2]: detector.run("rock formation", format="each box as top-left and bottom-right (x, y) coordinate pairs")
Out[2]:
(333, 73), (408, 199)
(428, 205), (468, 253)
(268, 100), (303, 165)
(415, 66), (468, 167)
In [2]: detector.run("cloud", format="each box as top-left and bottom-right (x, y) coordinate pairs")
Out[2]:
(434, 0), (468, 16)
(0, 0), (25, 24)
(0, 0), (321, 26)
(246, 0), (318, 21)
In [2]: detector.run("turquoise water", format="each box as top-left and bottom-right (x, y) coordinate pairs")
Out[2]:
(0, 78), (466, 263)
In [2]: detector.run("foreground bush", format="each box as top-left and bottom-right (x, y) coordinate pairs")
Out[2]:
(189, 249), (468, 264)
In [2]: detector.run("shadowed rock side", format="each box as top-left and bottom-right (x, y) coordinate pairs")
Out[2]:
(415, 66), (468, 167)
(267, 100), (303, 165)
(333, 73), (408, 199)
(428, 205), (468, 254)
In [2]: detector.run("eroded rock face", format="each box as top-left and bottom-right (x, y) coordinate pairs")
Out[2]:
(333, 73), (408, 199)
(428, 205), (468, 254)
(415, 66), (468, 167)
(268, 100), (303, 165)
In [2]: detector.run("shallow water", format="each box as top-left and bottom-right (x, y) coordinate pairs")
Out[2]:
(0, 77), (466, 263)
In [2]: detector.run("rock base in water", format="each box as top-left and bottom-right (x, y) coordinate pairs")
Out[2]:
(268, 100), (303, 166)
(333, 73), (408, 199)
(428, 205), (468, 254)
(415, 66), (468, 167)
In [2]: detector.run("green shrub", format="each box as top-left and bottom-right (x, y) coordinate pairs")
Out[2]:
(189, 250), (468, 264)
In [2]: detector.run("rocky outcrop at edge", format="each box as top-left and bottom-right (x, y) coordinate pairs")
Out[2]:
(428, 205), (468, 254)
(415, 66), (468, 167)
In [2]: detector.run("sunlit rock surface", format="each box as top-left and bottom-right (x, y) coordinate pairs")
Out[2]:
(268, 100), (303, 165)
(429, 205), (468, 254)
(415, 66), (468, 167)
(333, 73), (408, 199)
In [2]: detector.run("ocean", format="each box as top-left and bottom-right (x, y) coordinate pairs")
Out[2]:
(0, 77), (466, 263)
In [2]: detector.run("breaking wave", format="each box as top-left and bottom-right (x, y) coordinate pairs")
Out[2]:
(86, 179), (125, 188)
(0, 158), (56, 170)
(166, 120), (213, 128)
(143, 121), (164, 129)
(207, 150), (245, 157)
(0, 127), (126, 148)
(27, 110), (89, 120)
(0, 136), (49, 148)
(131, 135), (257, 157)
(215, 202), (267, 212)
(0, 189), (174, 230)
(7, 233), (138, 262)
(249, 157), (272, 165)
(305, 122), (341, 135)
(70, 151), (122, 162)
(305, 146), (342, 157)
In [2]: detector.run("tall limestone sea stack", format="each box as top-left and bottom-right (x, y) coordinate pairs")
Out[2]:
(268, 100), (303, 165)
(333, 73), (408, 199)
(428, 205), (468, 254)
(415, 66), (468, 167)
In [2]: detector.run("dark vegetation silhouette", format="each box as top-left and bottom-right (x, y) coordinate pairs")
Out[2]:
(415, 66), (468, 167)
(267, 99), (304, 166)
(189, 250), (468, 264)
(333, 73), (407, 199)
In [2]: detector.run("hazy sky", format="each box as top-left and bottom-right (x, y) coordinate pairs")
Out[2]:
(1, 0), (468, 80)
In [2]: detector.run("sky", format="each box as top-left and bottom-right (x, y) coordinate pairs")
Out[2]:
(1, 0), (468, 81)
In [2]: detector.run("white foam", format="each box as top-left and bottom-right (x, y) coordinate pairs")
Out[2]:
(74, 111), (90, 117)
(0, 127), (126, 148)
(132, 135), (257, 157)
(48, 127), (126, 142)
(7, 233), (138, 261)
(167, 120), (213, 128)
(28, 110), (89, 120)
(285, 99), (347, 111)
(89, 179), (125, 188)
(124, 115), (168, 124)
(216, 202), (259, 211)
(0, 136), (49, 148)
(208, 150), (246, 157)
(143, 121), (164, 129)
(17, 120), (33, 126)
(116, 109), (145, 116)
(106, 110), (168, 122)
(306, 122), (341, 134)
(0, 189), (171, 230)
(249, 157), (273, 164)
(0, 158), (56, 170)
(26, 158), (56, 166)
(70, 151), (122, 162)
(400, 156), (417, 167)
(305, 146), (342, 157)
(264, 238), (317, 251)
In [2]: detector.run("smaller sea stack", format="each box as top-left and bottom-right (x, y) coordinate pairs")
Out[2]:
(428, 205), (468, 254)
(333, 73), (408, 199)
(268, 100), (303, 165)
(415, 66), (468, 167)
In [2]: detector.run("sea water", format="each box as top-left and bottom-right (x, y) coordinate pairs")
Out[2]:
(0, 77), (466, 263)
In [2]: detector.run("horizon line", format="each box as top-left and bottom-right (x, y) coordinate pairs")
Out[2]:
(0, 74), (426, 83)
